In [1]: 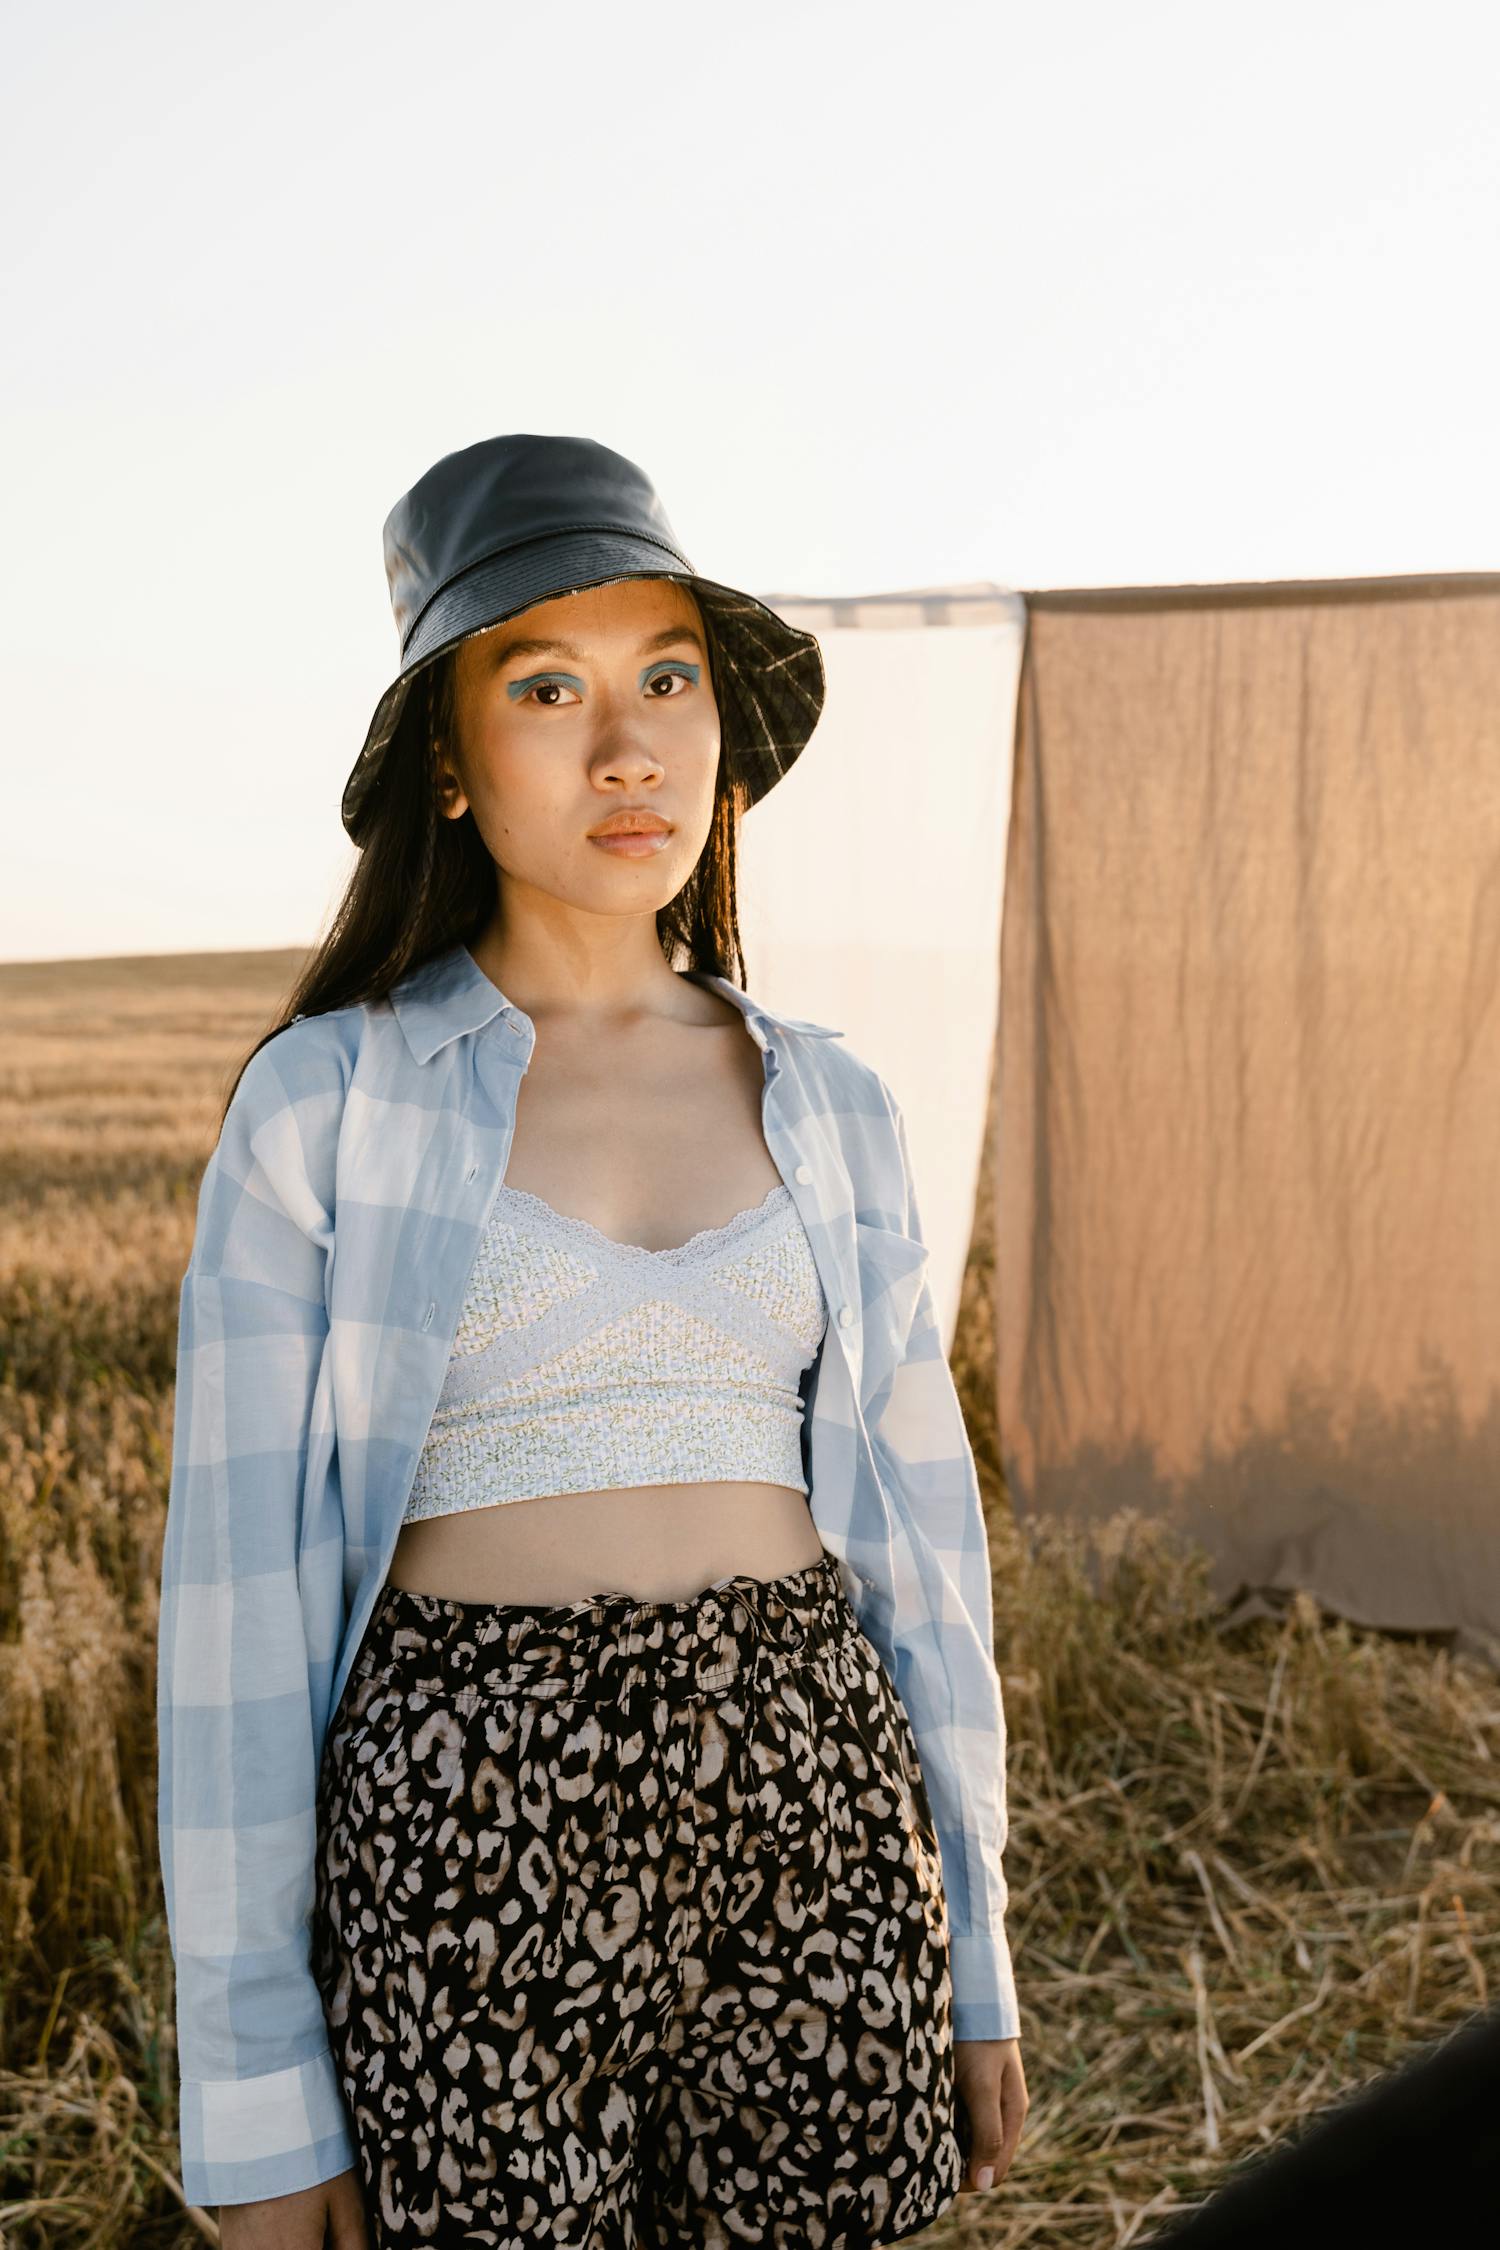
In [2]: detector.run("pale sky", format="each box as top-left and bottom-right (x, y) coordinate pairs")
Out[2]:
(5, 0), (1498, 964)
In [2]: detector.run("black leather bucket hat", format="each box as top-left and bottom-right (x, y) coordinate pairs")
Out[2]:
(340, 432), (827, 845)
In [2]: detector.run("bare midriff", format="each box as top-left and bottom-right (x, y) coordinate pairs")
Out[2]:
(384, 1479), (826, 1606)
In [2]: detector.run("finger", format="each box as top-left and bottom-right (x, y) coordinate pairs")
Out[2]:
(963, 2104), (1021, 2191)
(980, 2089), (1027, 2186)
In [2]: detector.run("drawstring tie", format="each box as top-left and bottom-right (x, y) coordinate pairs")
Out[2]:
(729, 1579), (811, 1852)
(600, 1580), (811, 1877)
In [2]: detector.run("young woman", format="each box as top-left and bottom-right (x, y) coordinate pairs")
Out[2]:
(156, 432), (1027, 2248)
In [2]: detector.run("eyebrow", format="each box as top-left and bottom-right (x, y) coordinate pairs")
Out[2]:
(487, 624), (707, 670)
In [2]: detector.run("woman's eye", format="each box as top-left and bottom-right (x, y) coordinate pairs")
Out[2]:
(515, 663), (696, 707)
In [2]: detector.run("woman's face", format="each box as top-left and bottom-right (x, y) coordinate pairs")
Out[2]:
(438, 575), (722, 916)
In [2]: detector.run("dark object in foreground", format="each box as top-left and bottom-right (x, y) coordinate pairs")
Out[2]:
(1144, 2005), (1500, 2247)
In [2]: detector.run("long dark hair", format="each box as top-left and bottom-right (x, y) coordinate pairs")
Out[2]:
(218, 620), (753, 1131)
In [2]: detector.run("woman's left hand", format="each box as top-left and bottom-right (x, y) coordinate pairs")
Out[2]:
(953, 2037), (1028, 2192)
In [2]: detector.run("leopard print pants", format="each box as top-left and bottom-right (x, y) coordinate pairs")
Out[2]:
(312, 1550), (965, 2247)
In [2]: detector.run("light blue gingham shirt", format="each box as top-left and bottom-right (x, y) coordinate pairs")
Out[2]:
(156, 940), (1020, 2209)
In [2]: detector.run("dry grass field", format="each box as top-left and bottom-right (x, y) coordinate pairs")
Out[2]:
(1, 946), (1496, 2247)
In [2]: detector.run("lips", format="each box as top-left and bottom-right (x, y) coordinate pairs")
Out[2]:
(589, 824), (672, 857)
(588, 813), (673, 838)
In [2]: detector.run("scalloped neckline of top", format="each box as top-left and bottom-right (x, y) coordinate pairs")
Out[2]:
(492, 1179), (794, 1262)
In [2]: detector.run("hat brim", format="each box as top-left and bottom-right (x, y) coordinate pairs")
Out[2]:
(340, 530), (825, 843)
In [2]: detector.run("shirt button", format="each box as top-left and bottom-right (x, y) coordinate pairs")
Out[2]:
(795, 1164), (812, 1185)
(838, 1304), (855, 1328)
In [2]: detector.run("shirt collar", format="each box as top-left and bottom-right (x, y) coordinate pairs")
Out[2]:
(687, 971), (844, 1046)
(390, 943), (843, 1066)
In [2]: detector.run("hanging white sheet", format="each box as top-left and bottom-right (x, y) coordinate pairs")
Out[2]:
(734, 583), (1025, 1348)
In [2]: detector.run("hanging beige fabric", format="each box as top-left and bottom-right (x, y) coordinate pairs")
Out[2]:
(736, 583), (1025, 1348)
(998, 571), (1500, 1667)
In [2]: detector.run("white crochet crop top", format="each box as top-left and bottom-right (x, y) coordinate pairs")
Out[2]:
(402, 1181), (829, 1521)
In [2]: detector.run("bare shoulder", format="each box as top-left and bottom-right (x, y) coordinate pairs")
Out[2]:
(675, 984), (747, 1031)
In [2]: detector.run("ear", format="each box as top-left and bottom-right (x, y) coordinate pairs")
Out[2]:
(432, 740), (469, 822)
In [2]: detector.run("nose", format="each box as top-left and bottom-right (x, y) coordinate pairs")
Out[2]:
(592, 733), (666, 789)
(578, 676), (675, 780)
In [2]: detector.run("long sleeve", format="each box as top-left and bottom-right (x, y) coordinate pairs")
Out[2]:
(156, 1037), (356, 2206)
(861, 1089), (1021, 2044)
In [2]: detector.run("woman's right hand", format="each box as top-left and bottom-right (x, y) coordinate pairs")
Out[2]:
(218, 2164), (370, 2247)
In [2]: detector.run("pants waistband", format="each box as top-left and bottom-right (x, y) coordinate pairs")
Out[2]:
(352, 1549), (852, 1705)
